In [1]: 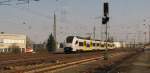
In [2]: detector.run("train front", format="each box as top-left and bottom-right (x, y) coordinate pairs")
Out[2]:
(64, 36), (75, 53)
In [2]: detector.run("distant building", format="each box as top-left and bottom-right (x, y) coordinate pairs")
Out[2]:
(33, 44), (45, 50)
(0, 33), (26, 53)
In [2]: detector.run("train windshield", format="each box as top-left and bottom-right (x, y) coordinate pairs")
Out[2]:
(66, 36), (74, 43)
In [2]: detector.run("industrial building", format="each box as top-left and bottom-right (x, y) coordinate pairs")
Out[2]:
(0, 33), (26, 53)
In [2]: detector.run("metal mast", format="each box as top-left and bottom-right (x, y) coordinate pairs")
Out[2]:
(102, 0), (109, 60)
(53, 12), (57, 43)
(93, 25), (96, 39)
(148, 25), (150, 43)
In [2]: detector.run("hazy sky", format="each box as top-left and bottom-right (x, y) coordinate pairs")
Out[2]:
(0, 0), (150, 43)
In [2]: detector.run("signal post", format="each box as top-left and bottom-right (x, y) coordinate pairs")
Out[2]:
(102, 0), (109, 60)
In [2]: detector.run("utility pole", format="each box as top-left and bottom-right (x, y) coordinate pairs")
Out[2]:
(148, 25), (150, 43)
(102, 0), (109, 60)
(93, 25), (96, 39)
(53, 12), (57, 45)
(144, 32), (147, 44)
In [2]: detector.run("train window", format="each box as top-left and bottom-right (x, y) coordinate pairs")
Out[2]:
(87, 44), (90, 47)
(112, 44), (114, 46)
(109, 44), (112, 47)
(111, 44), (114, 47)
(97, 43), (100, 46)
(108, 44), (110, 47)
(75, 41), (78, 45)
(101, 44), (105, 47)
(79, 42), (83, 46)
(66, 36), (74, 43)
(93, 43), (95, 46)
(59, 43), (64, 48)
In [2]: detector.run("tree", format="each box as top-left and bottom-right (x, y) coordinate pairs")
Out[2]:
(46, 33), (56, 52)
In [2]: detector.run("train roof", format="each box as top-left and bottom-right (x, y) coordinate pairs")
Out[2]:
(66, 36), (101, 41)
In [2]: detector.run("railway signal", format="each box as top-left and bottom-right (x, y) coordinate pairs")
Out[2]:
(102, 0), (110, 60)
(102, 16), (109, 24)
(102, 2), (109, 25)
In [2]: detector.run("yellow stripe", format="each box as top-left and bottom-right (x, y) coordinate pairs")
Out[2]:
(90, 40), (93, 49)
(83, 40), (86, 49)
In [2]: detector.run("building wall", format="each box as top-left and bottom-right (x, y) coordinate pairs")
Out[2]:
(0, 33), (26, 53)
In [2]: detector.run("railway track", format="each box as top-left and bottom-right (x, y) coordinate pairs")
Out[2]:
(8, 52), (131, 73)
(0, 52), (104, 72)
(0, 49), (138, 73)
(0, 50), (119, 67)
(24, 56), (103, 73)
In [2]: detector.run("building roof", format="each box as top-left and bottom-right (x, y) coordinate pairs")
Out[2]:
(0, 33), (26, 39)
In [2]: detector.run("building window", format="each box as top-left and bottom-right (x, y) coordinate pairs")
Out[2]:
(4, 39), (25, 44)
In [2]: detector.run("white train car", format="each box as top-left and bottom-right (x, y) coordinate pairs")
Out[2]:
(113, 42), (121, 48)
(64, 36), (118, 53)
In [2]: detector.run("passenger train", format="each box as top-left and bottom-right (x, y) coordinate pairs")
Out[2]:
(64, 36), (122, 53)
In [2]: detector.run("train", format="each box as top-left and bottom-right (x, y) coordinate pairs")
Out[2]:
(63, 36), (123, 53)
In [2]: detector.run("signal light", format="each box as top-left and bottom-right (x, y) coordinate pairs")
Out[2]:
(102, 16), (109, 24)
(104, 2), (109, 16)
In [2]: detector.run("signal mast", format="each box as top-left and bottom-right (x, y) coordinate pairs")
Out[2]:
(102, 0), (109, 60)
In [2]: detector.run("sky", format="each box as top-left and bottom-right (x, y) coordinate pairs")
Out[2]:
(0, 0), (150, 43)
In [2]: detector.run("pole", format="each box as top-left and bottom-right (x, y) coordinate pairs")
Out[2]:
(133, 39), (135, 48)
(144, 32), (146, 44)
(93, 25), (96, 39)
(126, 33), (129, 44)
(102, 1), (109, 60)
(54, 13), (56, 41)
(53, 12), (57, 48)
(104, 22), (108, 60)
(149, 25), (150, 43)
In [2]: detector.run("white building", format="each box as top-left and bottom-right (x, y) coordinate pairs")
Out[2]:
(0, 33), (26, 53)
